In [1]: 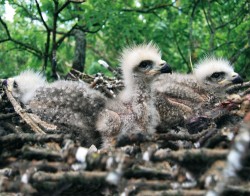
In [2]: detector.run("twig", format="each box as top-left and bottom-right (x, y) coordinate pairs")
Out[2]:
(21, 146), (62, 161)
(240, 87), (250, 96)
(124, 165), (173, 180)
(136, 190), (206, 196)
(206, 120), (250, 196)
(226, 81), (250, 94)
(116, 129), (216, 147)
(31, 170), (107, 183)
(122, 179), (173, 195)
(0, 113), (17, 120)
(0, 122), (23, 134)
(4, 88), (45, 134)
(151, 149), (228, 164)
(0, 133), (70, 150)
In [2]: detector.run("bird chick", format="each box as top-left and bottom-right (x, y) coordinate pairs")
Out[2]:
(97, 43), (172, 148)
(3, 70), (47, 104)
(153, 56), (243, 131)
(3, 70), (107, 146)
(194, 57), (243, 89)
(28, 80), (106, 147)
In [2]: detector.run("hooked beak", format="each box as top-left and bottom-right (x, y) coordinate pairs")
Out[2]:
(219, 72), (243, 85)
(232, 75), (243, 84)
(1, 79), (8, 87)
(160, 62), (172, 74)
(1, 78), (14, 91)
(147, 62), (172, 76)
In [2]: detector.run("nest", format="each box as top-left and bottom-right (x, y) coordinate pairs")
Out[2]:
(1, 72), (250, 196)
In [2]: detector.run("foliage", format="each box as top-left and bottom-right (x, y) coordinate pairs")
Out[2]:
(0, 0), (249, 79)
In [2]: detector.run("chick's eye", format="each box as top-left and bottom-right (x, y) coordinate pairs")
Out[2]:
(139, 60), (152, 69)
(13, 81), (18, 88)
(211, 72), (221, 78)
(139, 61), (148, 68)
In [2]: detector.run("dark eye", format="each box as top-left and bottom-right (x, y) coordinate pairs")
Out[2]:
(139, 60), (153, 69)
(13, 81), (18, 88)
(211, 72), (224, 78)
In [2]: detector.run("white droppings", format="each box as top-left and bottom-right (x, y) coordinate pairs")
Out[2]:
(106, 157), (114, 170)
(142, 151), (150, 162)
(106, 171), (120, 185)
(194, 142), (200, 148)
(21, 173), (29, 184)
(170, 182), (180, 189)
(182, 181), (197, 188)
(71, 163), (86, 171)
(240, 131), (250, 142)
(185, 172), (194, 181)
(94, 77), (99, 82)
(227, 132), (234, 141)
(206, 190), (217, 196)
(205, 176), (213, 188)
(88, 145), (98, 153)
(227, 150), (242, 170)
(75, 147), (88, 163)
(120, 192), (126, 196)
(98, 59), (110, 68)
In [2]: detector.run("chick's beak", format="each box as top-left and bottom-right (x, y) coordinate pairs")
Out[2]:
(219, 72), (243, 85)
(147, 61), (172, 76)
(1, 78), (14, 91)
(232, 74), (243, 84)
(1, 79), (8, 87)
(160, 62), (172, 74)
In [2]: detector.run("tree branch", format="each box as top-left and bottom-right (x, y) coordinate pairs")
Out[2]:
(215, 1), (248, 30)
(0, 38), (10, 43)
(57, 0), (86, 15)
(56, 24), (77, 48)
(4, 87), (45, 135)
(0, 16), (11, 38)
(0, 16), (42, 57)
(188, 0), (201, 72)
(121, 3), (176, 13)
(230, 42), (249, 64)
(11, 2), (41, 22)
(202, 6), (213, 34)
(12, 39), (43, 57)
(57, 1), (70, 15)
(34, 0), (50, 31)
(174, 37), (189, 71)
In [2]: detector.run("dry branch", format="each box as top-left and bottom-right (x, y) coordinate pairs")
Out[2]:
(0, 75), (250, 195)
(0, 133), (70, 150)
(136, 190), (206, 196)
(31, 171), (107, 182)
(116, 129), (218, 148)
(4, 88), (45, 134)
(0, 122), (23, 134)
(124, 165), (173, 180)
(226, 81), (250, 94)
(0, 113), (17, 120)
(21, 146), (62, 161)
(152, 149), (228, 163)
(206, 120), (250, 195)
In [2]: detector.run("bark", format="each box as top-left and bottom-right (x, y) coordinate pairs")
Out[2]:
(71, 29), (86, 72)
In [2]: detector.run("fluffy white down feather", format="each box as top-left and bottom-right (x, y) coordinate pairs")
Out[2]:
(12, 70), (47, 104)
(194, 57), (234, 83)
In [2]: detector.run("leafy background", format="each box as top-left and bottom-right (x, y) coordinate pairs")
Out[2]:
(0, 0), (249, 80)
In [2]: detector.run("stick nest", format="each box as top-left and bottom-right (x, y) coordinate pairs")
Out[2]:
(1, 73), (250, 196)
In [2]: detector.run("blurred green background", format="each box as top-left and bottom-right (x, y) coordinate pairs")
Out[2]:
(0, 0), (249, 80)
